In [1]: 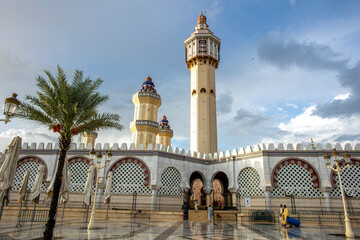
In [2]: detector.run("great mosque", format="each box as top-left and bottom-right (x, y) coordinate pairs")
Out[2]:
(6, 12), (360, 216)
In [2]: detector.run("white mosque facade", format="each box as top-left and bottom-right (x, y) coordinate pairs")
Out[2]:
(6, 13), (360, 213)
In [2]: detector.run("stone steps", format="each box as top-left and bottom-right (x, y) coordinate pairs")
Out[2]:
(188, 210), (237, 221)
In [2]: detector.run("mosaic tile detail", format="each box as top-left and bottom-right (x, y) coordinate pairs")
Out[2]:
(271, 163), (323, 198)
(237, 167), (264, 197)
(110, 160), (151, 195)
(158, 167), (182, 196)
(12, 159), (47, 192)
(330, 162), (360, 198)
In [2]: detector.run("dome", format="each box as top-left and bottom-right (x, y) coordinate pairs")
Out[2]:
(159, 115), (171, 129)
(197, 11), (207, 24)
(140, 75), (156, 93)
(161, 115), (169, 123)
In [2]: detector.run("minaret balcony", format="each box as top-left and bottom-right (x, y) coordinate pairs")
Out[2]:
(132, 92), (162, 107)
(130, 120), (160, 134)
(138, 91), (161, 100)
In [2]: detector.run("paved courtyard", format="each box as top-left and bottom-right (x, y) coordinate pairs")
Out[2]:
(0, 217), (359, 239)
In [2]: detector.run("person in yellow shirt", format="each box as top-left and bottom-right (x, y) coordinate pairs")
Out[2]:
(282, 205), (289, 226)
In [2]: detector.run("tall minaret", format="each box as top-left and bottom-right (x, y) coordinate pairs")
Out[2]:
(130, 75), (161, 149)
(184, 12), (220, 154)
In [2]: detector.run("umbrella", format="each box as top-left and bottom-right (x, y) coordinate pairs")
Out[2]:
(31, 165), (45, 203)
(83, 165), (95, 206)
(0, 153), (5, 167)
(0, 136), (22, 192)
(45, 158), (69, 202)
(104, 171), (113, 204)
(18, 170), (29, 203)
(60, 170), (71, 204)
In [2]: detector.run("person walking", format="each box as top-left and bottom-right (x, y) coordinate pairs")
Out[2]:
(194, 200), (198, 212)
(207, 205), (213, 222)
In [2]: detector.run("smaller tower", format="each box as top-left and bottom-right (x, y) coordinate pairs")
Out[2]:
(156, 115), (173, 148)
(83, 132), (98, 149)
(130, 75), (161, 149)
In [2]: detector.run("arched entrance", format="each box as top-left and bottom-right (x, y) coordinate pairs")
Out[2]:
(189, 171), (206, 209)
(211, 172), (231, 209)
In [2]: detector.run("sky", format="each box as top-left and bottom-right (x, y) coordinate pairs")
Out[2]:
(0, 0), (359, 153)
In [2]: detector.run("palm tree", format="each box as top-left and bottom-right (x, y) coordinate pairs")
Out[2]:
(15, 66), (123, 239)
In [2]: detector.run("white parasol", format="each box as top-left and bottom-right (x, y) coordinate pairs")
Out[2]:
(60, 170), (71, 204)
(0, 136), (22, 203)
(17, 170), (29, 203)
(31, 165), (45, 203)
(83, 165), (95, 206)
(45, 158), (69, 202)
(0, 136), (22, 192)
(104, 171), (113, 204)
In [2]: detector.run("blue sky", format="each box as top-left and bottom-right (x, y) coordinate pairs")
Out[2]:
(0, 0), (359, 153)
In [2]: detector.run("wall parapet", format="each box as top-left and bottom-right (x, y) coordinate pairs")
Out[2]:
(20, 142), (360, 162)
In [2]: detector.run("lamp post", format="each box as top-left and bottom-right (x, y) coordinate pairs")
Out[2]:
(324, 149), (355, 238)
(1, 93), (20, 124)
(87, 149), (113, 230)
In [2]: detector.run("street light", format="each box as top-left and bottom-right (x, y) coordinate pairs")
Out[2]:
(324, 149), (355, 238)
(1, 93), (20, 124)
(88, 149), (113, 230)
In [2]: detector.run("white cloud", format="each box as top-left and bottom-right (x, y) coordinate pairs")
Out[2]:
(262, 105), (360, 146)
(333, 93), (350, 101)
(286, 103), (299, 109)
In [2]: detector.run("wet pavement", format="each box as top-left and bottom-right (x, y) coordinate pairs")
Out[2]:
(0, 218), (359, 239)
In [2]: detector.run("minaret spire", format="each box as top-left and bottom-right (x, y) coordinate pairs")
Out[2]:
(184, 13), (221, 154)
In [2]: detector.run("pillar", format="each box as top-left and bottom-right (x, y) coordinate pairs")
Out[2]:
(206, 192), (211, 207)
(324, 191), (332, 212)
(265, 191), (271, 210)
(262, 186), (272, 211)
(231, 191), (237, 209)
(151, 187), (157, 210)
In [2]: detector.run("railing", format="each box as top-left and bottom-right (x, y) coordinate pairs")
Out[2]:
(16, 209), (48, 226)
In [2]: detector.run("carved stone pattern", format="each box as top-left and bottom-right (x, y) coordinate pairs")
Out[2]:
(271, 163), (323, 198)
(109, 158), (151, 195)
(12, 157), (47, 192)
(237, 167), (264, 197)
(330, 160), (360, 198)
(158, 167), (182, 196)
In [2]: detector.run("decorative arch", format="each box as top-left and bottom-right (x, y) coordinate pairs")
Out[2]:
(12, 156), (48, 191)
(330, 158), (360, 198)
(158, 166), (182, 196)
(67, 156), (92, 193)
(210, 89), (214, 94)
(238, 167), (264, 197)
(190, 171), (206, 189)
(200, 88), (206, 93)
(271, 158), (320, 188)
(271, 158), (323, 198)
(192, 90), (197, 95)
(109, 157), (151, 195)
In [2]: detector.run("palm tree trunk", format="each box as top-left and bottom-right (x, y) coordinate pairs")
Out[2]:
(43, 137), (71, 239)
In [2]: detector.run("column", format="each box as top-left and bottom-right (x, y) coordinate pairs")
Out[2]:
(231, 191), (237, 209)
(206, 191), (211, 207)
(151, 187), (157, 210)
(264, 191), (271, 210)
(324, 191), (332, 212)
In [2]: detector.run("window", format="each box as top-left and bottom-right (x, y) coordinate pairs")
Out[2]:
(192, 90), (197, 95)
(200, 88), (206, 93)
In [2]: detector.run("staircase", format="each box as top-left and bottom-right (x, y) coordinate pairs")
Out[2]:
(188, 210), (237, 221)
